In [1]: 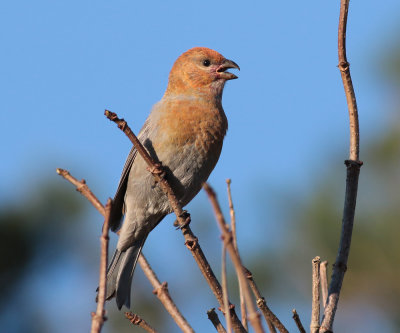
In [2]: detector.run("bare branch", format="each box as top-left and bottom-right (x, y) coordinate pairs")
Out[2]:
(311, 257), (321, 333)
(320, 0), (363, 331)
(292, 309), (306, 333)
(105, 110), (246, 333)
(57, 169), (193, 332)
(138, 255), (194, 333)
(125, 312), (158, 333)
(337, 2), (359, 162)
(221, 245), (232, 333)
(320, 261), (328, 308)
(207, 308), (227, 333)
(243, 267), (286, 333)
(226, 180), (247, 330)
(90, 199), (111, 333)
(204, 183), (265, 333)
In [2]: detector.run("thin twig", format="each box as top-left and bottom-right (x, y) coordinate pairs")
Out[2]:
(243, 267), (286, 333)
(226, 180), (247, 331)
(311, 257), (321, 333)
(138, 255), (195, 333)
(320, 0), (362, 331)
(338, 2), (360, 162)
(207, 308), (227, 333)
(226, 179), (238, 251)
(221, 245), (232, 333)
(320, 261), (328, 308)
(204, 183), (265, 333)
(125, 312), (158, 333)
(292, 309), (306, 333)
(56, 168), (105, 215)
(90, 199), (111, 333)
(105, 110), (246, 333)
(57, 169), (193, 332)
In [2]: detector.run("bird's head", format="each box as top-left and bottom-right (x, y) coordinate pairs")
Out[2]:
(165, 47), (239, 98)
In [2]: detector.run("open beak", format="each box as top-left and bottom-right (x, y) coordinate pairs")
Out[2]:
(217, 59), (240, 80)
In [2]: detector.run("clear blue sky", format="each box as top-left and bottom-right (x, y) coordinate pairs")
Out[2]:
(1, 1), (399, 332)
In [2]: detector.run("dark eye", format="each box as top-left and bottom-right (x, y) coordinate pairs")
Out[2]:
(203, 59), (211, 67)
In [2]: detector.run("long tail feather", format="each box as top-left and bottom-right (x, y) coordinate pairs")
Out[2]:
(104, 238), (146, 309)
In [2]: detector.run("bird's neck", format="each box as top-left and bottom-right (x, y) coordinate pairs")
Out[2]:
(164, 81), (226, 106)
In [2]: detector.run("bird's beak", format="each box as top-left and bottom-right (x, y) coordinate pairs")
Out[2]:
(217, 59), (240, 80)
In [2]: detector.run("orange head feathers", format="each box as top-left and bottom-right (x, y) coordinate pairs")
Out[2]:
(165, 47), (239, 97)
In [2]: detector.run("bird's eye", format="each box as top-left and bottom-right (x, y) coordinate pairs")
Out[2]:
(203, 59), (211, 67)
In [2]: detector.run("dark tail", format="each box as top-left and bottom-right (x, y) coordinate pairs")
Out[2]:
(105, 238), (146, 309)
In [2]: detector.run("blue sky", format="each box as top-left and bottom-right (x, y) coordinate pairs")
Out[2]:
(2, 1), (399, 199)
(1, 1), (400, 332)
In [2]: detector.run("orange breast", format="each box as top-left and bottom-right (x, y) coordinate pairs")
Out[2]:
(155, 98), (228, 156)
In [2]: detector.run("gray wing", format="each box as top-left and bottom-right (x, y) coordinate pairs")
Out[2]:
(109, 146), (138, 231)
(109, 107), (159, 231)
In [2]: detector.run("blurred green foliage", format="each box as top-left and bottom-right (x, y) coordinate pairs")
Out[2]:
(0, 183), (85, 306)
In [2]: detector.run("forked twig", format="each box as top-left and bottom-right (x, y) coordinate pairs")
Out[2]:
(90, 199), (111, 333)
(320, 1), (362, 331)
(104, 110), (246, 333)
(125, 312), (158, 333)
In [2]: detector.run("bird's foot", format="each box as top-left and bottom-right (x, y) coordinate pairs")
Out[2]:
(174, 210), (191, 229)
(147, 162), (165, 178)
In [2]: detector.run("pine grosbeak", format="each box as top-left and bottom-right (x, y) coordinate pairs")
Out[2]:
(105, 47), (239, 309)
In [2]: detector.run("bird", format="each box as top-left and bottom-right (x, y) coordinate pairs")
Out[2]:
(105, 47), (239, 309)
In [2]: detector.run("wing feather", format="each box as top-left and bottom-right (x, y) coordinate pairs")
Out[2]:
(109, 147), (137, 231)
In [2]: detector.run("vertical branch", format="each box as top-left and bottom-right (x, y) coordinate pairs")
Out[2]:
(90, 199), (112, 333)
(221, 245), (232, 333)
(226, 179), (247, 330)
(338, 0), (359, 162)
(226, 179), (238, 250)
(320, 261), (328, 308)
(310, 257), (321, 333)
(320, 0), (362, 331)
